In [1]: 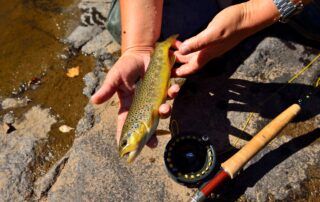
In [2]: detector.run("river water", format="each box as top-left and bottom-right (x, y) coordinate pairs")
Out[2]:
(0, 0), (95, 177)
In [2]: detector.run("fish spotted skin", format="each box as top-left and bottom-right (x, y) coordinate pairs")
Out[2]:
(119, 35), (178, 163)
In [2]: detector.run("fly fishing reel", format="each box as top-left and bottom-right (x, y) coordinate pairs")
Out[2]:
(164, 135), (216, 187)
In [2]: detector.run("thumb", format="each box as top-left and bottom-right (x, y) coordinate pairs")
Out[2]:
(91, 68), (120, 104)
(179, 29), (210, 55)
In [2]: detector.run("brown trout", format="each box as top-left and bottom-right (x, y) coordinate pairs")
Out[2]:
(119, 35), (178, 163)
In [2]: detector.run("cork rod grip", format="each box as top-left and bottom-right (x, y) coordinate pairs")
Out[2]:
(221, 104), (301, 178)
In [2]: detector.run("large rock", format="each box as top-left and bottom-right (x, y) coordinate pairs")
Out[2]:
(0, 106), (56, 201)
(43, 102), (191, 201)
(65, 0), (112, 49)
(171, 35), (320, 201)
(38, 34), (320, 201)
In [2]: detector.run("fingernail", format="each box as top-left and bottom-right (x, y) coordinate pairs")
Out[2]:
(175, 69), (181, 76)
(173, 85), (180, 92)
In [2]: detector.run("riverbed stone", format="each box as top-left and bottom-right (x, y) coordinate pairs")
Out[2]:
(3, 112), (15, 125)
(0, 106), (56, 201)
(81, 29), (115, 56)
(65, 0), (112, 49)
(83, 72), (98, 98)
(1, 97), (30, 110)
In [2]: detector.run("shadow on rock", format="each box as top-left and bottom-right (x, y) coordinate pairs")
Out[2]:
(171, 57), (320, 153)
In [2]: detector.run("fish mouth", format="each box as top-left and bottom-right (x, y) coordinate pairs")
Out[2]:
(119, 143), (140, 163)
(120, 149), (138, 163)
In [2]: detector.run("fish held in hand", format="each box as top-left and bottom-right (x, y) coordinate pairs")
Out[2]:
(119, 35), (178, 163)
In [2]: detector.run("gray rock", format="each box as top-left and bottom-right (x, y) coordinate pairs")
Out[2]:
(33, 152), (70, 200)
(241, 135), (320, 201)
(0, 106), (56, 201)
(75, 104), (95, 135)
(105, 40), (120, 55)
(83, 72), (98, 98)
(65, 25), (103, 49)
(65, 0), (112, 49)
(47, 108), (190, 202)
(3, 112), (15, 125)
(103, 57), (116, 70)
(171, 36), (320, 201)
(1, 97), (30, 110)
(81, 29), (114, 57)
(39, 35), (320, 202)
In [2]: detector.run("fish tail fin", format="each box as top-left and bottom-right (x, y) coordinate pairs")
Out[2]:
(166, 34), (179, 45)
(155, 34), (179, 50)
(156, 34), (179, 48)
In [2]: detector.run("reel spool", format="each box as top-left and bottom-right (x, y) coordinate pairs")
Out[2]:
(164, 135), (216, 187)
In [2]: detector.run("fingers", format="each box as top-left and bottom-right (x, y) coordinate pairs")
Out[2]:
(172, 40), (182, 50)
(91, 66), (120, 104)
(179, 29), (210, 55)
(172, 63), (199, 77)
(167, 84), (180, 99)
(159, 103), (171, 119)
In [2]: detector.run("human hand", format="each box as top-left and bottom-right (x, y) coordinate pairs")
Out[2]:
(173, 0), (279, 77)
(91, 48), (180, 146)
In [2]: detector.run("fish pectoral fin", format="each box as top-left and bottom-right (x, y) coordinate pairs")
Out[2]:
(169, 53), (176, 67)
(120, 144), (137, 158)
(141, 121), (151, 134)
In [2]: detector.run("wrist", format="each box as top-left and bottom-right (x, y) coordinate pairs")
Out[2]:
(120, 0), (163, 53)
(244, 0), (311, 27)
(122, 46), (154, 56)
(244, 0), (280, 29)
(121, 46), (154, 67)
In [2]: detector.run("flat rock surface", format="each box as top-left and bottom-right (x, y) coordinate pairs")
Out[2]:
(1, 0), (319, 201)
(42, 30), (320, 201)
(0, 106), (56, 201)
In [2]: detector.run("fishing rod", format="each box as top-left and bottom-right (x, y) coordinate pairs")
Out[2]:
(190, 84), (319, 202)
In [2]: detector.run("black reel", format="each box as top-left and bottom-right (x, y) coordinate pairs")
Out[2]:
(164, 135), (216, 187)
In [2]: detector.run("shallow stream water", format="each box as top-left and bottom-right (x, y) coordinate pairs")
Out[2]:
(0, 0), (95, 177)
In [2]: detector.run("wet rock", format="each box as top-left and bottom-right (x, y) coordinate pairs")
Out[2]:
(75, 104), (95, 135)
(83, 72), (98, 98)
(105, 40), (121, 56)
(65, 25), (103, 49)
(33, 153), (70, 200)
(1, 97), (30, 110)
(3, 112), (15, 125)
(79, 0), (111, 24)
(81, 29), (115, 57)
(0, 106), (56, 201)
(102, 57), (116, 70)
(65, 0), (112, 49)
